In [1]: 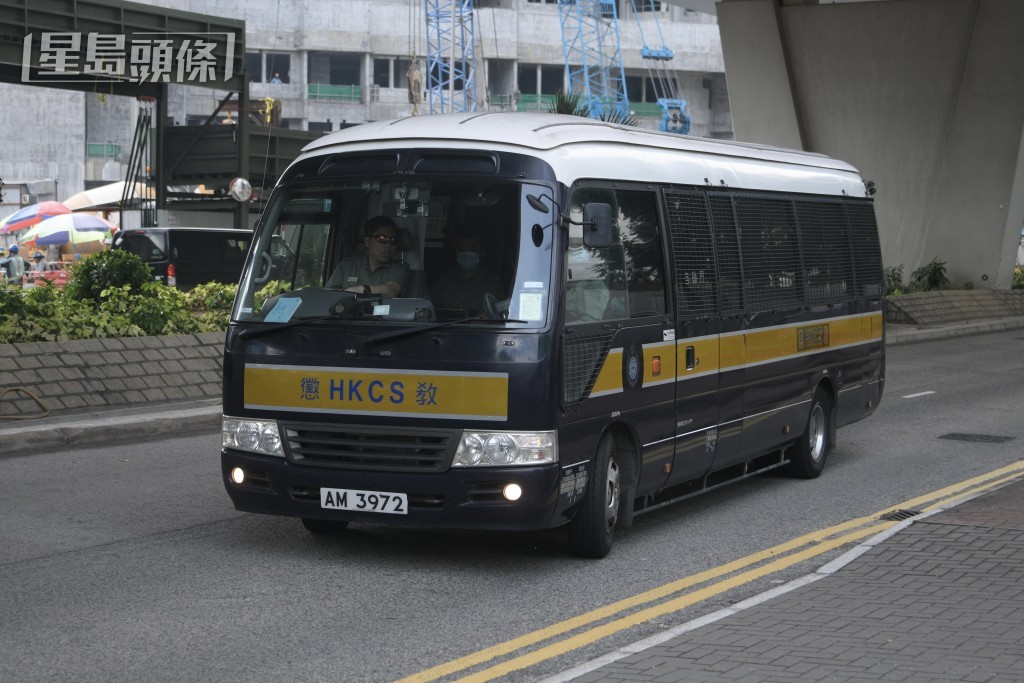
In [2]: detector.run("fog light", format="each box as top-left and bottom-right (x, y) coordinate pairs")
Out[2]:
(503, 483), (523, 501)
(230, 467), (245, 484)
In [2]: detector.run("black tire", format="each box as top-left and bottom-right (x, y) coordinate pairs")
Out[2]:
(301, 518), (350, 534)
(786, 387), (831, 479)
(567, 436), (620, 558)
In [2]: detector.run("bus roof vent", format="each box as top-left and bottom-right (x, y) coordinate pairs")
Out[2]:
(318, 153), (400, 177)
(412, 152), (498, 174)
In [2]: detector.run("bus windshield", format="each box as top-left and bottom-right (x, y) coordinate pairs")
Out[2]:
(232, 179), (555, 329)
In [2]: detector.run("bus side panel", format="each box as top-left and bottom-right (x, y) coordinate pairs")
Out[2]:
(558, 322), (676, 498)
(836, 304), (885, 428)
(733, 311), (810, 464)
(664, 318), (721, 489)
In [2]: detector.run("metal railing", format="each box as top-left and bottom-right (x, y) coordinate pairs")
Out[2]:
(307, 84), (363, 102)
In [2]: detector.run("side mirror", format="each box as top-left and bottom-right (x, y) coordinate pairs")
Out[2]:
(582, 202), (614, 248)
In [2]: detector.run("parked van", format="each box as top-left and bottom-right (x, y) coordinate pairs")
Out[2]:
(112, 227), (252, 290)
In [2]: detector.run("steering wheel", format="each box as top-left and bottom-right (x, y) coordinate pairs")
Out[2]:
(270, 235), (295, 261)
(482, 293), (511, 320)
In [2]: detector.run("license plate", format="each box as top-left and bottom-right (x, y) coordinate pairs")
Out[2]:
(320, 487), (408, 515)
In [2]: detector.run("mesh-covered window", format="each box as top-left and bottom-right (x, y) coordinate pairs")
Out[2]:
(797, 200), (854, 305)
(665, 189), (717, 319)
(708, 193), (743, 315)
(845, 199), (883, 298)
(561, 329), (616, 405)
(734, 195), (802, 311)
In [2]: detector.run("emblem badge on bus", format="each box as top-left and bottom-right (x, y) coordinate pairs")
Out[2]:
(625, 344), (641, 389)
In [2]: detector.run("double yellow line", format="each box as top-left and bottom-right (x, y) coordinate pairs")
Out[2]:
(398, 461), (1024, 683)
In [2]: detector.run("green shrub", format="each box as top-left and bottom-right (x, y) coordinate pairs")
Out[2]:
(0, 275), (236, 343)
(98, 282), (199, 336)
(1013, 265), (1024, 290)
(547, 90), (638, 126)
(253, 279), (291, 313)
(909, 258), (950, 291)
(883, 265), (905, 296)
(185, 282), (238, 331)
(64, 249), (153, 304)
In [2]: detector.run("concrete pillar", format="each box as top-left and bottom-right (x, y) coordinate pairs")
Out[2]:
(717, 0), (1024, 289)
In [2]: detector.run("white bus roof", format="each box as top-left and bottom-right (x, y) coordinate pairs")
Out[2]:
(299, 112), (867, 198)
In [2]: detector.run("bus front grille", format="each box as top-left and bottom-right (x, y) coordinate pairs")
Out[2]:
(283, 423), (458, 472)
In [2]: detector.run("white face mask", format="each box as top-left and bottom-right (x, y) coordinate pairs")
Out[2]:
(456, 251), (481, 270)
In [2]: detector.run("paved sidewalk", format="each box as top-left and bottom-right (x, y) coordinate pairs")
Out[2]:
(551, 478), (1024, 683)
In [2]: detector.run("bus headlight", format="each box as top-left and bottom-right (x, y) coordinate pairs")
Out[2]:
(454, 431), (557, 467)
(222, 416), (284, 457)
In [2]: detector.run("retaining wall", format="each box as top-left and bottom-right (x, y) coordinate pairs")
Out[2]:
(3, 289), (1024, 419)
(0, 333), (224, 419)
(886, 289), (1024, 325)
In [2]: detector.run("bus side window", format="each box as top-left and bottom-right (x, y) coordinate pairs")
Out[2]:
(566, 187), (665, 323)
(617, 191), (666, 317)
(666, 189), (718, 319)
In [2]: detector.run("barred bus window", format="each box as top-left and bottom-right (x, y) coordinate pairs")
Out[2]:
(734, 195), (802, 312)
(845, 199), (884, 297)
(665, 189), (717, 319)
(709, 193), (743, 315)
(797, 200), (854, 305)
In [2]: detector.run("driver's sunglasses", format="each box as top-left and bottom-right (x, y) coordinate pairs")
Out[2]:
(372, 234), (398, 245)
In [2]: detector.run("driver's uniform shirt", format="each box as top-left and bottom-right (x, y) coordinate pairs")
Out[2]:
(326, 254), (408, 293)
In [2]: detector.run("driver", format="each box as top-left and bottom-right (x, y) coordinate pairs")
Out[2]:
(326, 216), (409, 297)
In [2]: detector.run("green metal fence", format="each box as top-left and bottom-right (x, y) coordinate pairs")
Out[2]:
(307, 84), (362, 102)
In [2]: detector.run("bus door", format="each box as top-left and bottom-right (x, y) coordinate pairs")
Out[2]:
(565, 186), (676, 492)
(663, 189), (722, 486)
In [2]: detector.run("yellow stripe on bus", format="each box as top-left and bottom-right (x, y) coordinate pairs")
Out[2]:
(590, 349), (624, 396)
(584, 312), (882, 399)
(243, 364), (509, 420)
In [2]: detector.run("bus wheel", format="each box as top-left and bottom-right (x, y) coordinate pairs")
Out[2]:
(301, 518), (350, 534)
(786, 387), (831, 479)
(567, 436), (620, 558)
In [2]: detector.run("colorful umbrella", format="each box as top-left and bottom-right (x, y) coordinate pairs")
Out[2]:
(17, 213), (117, 248)
(63, 181), (155, 211)
(0, 201), (72, 235)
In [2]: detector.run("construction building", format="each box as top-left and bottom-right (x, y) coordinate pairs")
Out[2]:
(0, 0), (731, 220)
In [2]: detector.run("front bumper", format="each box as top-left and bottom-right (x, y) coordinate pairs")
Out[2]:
(222, 449), (575, 531)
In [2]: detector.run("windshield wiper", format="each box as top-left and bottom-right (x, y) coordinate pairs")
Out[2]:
(238, 315), (339, 340)
(365, 316), (527, 346)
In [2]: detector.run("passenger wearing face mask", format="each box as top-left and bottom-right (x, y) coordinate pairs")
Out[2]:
(431, 232), (503, 313)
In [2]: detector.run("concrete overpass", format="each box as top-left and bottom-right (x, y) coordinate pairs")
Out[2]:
(671, 0), (1024, 289)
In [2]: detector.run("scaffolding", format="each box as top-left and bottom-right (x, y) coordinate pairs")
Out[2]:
(557, 0), (630, 119)
(424, 0), (479, 114)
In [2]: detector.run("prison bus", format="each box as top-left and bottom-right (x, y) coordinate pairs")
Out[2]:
(221, 112), (885, 558)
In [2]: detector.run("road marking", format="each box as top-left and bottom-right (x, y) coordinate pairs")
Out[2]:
(902, 390), (937, 399)
(397, 461), (1024, 683)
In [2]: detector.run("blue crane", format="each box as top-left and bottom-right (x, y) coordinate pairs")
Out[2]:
(557, 0), (630, 120)
(629, 0), (690, 134)
(424, 0), (479, 114)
